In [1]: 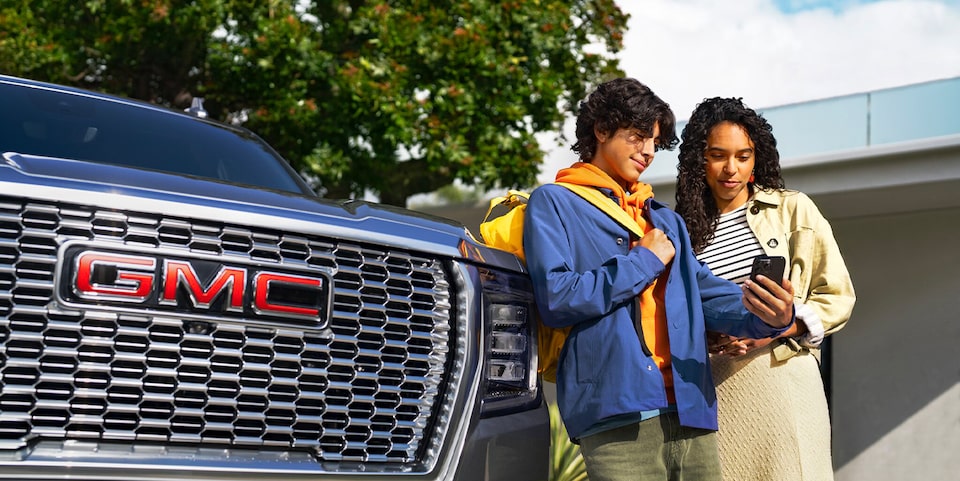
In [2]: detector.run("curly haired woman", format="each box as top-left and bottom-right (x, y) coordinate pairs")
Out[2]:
(675, 97), (856, 481)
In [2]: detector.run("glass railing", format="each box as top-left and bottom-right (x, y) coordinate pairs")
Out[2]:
(646, 76), (960, 182)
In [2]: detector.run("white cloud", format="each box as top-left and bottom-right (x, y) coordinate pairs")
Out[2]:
(621, 0), (960, 118)
(536, 0), (960, 183)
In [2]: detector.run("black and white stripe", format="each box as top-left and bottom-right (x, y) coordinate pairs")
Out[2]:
(696, 205), (765, 284)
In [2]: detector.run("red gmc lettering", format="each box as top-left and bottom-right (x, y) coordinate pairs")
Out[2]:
(69, 249), (325, 321)
(161, 260), (245, 311)
(76, 251), (155, 299)
(254, 272), (322, 317)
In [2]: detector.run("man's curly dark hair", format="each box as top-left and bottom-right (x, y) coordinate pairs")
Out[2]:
(675, 97), (785, 253)
(572, 77), (679, 162)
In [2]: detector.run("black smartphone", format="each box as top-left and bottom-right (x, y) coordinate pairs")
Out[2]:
(750, 255), (786, 291)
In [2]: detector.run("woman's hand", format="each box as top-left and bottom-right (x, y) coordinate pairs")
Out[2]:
(742, 275), (794, 328)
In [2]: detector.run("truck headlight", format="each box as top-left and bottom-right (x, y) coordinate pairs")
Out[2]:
(479, 268), (539, 416)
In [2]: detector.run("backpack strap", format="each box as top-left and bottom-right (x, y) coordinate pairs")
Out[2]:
(555, 182), (645, 238)
(482, 190), (529, 224)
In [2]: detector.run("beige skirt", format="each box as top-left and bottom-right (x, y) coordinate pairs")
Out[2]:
(711, 342), (834, 481)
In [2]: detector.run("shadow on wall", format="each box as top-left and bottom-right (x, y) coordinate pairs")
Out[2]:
(828, 207), (960, 475)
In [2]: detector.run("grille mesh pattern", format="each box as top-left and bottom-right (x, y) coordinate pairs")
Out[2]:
(0, 197), (453, 464)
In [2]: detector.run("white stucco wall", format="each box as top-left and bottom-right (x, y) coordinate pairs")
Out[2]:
(829, 206), (960, 481)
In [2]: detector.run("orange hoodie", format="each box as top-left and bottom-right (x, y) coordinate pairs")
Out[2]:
(555, 162), (675, 403)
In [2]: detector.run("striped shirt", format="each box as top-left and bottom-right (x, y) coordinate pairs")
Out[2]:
(696, 205), (765, 285)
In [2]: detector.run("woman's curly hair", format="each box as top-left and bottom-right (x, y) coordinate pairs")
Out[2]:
(572, 77), (679, 162)
(675, 97), (784, 253)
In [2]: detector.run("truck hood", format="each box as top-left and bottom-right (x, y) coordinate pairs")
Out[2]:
(1, 152), (523, 271)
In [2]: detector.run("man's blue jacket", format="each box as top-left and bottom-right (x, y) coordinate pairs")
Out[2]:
(523, 184), (790, 439)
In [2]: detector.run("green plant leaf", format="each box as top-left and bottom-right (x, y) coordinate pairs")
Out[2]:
(549, 402), (589, 481)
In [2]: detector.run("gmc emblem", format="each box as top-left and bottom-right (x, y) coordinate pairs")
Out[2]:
(56, 244), (332, 328)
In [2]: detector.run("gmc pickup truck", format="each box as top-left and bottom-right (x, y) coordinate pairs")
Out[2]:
(0, 74), (548, 480)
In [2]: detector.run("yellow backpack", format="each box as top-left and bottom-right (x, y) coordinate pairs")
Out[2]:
(479, 182), (644, 383)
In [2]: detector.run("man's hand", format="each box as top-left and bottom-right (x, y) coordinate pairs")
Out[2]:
(708, 332), (775, 358)
(742, 275), (794, 328)
(632, 229), (675, 266)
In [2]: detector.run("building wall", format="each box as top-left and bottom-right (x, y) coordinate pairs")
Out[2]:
(829, 206), (960, 481)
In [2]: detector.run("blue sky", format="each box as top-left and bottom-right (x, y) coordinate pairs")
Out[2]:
(772, 0), (882, 13)
(773, 0), (960, 12)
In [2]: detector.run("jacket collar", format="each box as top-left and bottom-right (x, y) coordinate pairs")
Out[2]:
(752, 188), (783, 207)
(594, 186), (678, 238)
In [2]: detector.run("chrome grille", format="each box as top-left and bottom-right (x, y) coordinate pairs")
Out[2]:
(0, 197), (453, 464)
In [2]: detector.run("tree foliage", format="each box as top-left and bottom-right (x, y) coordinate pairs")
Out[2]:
(0, 0), (223, 105)
(0, 0), (628, 206)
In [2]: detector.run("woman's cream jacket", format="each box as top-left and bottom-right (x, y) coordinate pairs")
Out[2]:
(746, 189), (856, 362)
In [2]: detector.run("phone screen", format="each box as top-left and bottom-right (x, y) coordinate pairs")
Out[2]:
(750, 255), (786, 291)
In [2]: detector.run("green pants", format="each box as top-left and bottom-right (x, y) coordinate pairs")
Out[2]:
(579, 412), (722, 481)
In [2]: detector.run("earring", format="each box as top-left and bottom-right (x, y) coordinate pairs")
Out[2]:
(749, 173), (755, 183)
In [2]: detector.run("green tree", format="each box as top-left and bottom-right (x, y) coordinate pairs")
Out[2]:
(0, 0), (628, 206)
(0, 0), (223, 105)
